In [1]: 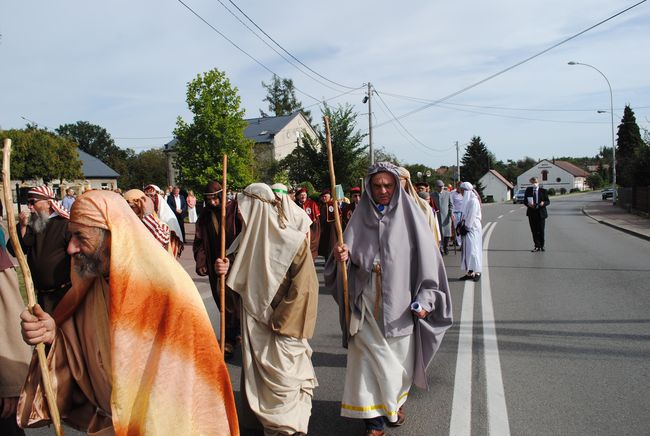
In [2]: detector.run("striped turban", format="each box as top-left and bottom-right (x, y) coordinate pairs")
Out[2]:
(27, 185), (70, 219)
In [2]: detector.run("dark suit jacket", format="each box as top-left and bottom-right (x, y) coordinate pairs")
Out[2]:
(524, 186), (550, 218)
(167, 194), (188, 216)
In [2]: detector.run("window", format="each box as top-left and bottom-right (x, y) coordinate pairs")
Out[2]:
(556, 177), (561, 183)
(542, 170), (548, 181)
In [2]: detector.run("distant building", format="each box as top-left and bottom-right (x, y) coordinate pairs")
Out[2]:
(164, 111), (317, 186)
(479, 169), (514, 202)
(517, 159), (589, 191)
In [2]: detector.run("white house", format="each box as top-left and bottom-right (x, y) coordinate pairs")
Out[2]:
(479, 169), (514, 202)
(517, 159), (589, 191)
(164, 111), (318, 186)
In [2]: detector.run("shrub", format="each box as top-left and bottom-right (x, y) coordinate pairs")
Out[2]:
(548, 188), (556, 196)
(570, 188), (580, 193)
(560, 188), (567, 195)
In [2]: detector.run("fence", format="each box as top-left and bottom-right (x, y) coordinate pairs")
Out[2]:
(618, 187), (650, 214)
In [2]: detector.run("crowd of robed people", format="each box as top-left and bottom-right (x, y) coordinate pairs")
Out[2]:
(1, 161), (487, 436)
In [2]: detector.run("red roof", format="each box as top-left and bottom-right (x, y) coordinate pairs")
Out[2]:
(553, 160), (589, 177)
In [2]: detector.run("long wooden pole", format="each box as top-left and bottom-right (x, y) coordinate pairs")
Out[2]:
(323, 117), (350, 328)
(219, 154), (228, 352)
(2, 139), (64, 436)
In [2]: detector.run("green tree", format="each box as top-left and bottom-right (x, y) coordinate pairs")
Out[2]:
(174, 69), (254, 192)
(615, 105), (644, 187)
(1, 127), (82, 183)
(56, 121), (133, 188)
(280, 103), (367, 191)
(260, 75), (312, 124)
(586, 173), (604, 190)
(460, 136), (493, 185)
(124, 148), (168, 190)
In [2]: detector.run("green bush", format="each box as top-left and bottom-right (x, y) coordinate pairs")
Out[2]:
(548, 188), (556, 196)
(570, 188), (580, 193)
(560, 188), (567, 195)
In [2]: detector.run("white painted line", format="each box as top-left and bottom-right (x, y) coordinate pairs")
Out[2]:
(508, 209), (515, 213)
(448, 274), (475, 436)
(497, 215), (504, 219)
(449, 221), (493, 436)
(482, 223), (511, 436)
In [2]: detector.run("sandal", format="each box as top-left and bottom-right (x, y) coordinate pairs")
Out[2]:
(387, 407), (406, 427)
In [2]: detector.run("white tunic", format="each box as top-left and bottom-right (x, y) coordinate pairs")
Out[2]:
(460, 191), (482, 272)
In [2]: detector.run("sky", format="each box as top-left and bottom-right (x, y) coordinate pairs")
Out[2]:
(1, 0), (649, 169)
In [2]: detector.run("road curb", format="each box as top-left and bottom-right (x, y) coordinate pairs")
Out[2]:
(581, 208), (650, 242)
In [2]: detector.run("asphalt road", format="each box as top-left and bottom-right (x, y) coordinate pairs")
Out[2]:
(25, 192), (650, 435)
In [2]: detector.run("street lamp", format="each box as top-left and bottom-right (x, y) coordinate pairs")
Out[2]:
(568, 61), (617, 205)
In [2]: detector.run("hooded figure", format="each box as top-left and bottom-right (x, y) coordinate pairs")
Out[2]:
(17, 190), (239, 435)
(458, 181), (483, 281)
(225, 183), (318, 435)
(325, 162), (452, 434)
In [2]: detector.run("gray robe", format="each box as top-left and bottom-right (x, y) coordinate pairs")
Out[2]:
(324, 162), (453, 389)
(432, 190), (453, 237)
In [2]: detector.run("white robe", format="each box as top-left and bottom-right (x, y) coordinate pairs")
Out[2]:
(341, 258), (415, 423)
(460, 191), (482, 272)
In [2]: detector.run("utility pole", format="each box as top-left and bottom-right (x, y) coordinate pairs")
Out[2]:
(456, 141), (460, 183)
(361, 83), (374, 164)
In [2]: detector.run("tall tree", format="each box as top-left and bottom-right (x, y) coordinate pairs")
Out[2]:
(460, 136), (492, 185)
(56, 121), (133, 187)
(615, 105), (644, 187)
(123, 148), (168, 190)
(260, 75), (312, 124)
(280, 103), (367, 190)
(174, 68), (254, 192)
(1, 127), (83, 183)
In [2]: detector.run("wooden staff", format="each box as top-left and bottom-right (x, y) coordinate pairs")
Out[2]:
(2, 139), (64, 436)
(323, 117), (350, 327)
(219, 154), (228, 351)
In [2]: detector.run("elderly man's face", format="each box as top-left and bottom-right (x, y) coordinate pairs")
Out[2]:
(321, 193), (331, 203)
(370, 172), (396, 206)
(27, 198), (50, 215)
(67, 222), (111, 279)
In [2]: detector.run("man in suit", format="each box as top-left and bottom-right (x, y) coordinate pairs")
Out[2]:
(166, 186), (187, 241)
(524, 177), (550, 252)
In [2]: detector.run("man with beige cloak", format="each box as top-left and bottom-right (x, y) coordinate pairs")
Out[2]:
(222, 183), (319, 435)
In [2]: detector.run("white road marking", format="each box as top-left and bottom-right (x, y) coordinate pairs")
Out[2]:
(482, 223), (511, 436)
(497, 215), (504, 219)
(508, 209), (515, 213)
(449, 221), (493, 436)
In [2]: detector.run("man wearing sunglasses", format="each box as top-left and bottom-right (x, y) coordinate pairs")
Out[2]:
(7, 185), (71, 313)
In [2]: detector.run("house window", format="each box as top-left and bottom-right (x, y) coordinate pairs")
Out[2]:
(556, 177), (561, 183)
(542, 170), (548, 181)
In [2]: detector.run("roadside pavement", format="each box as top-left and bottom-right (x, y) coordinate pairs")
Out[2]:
(582, 203), (650, 241)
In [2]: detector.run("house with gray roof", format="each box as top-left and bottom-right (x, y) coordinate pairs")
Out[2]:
(164, 112), (317, 186)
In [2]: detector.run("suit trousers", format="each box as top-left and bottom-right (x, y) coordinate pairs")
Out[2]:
(528, 213), (546, 249)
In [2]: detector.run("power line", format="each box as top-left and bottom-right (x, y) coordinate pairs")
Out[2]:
(373, 89), (455, 153)
(226, 0), (359, 91)
(176, 0), (321, 103)
(374, 0), (648, 129)
(213, 0), (344, 93)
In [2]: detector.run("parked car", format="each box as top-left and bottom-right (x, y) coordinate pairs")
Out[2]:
(513, 188), (526, 204)
(601, 188), (614, 200)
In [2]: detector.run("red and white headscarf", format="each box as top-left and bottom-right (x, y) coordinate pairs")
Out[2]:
(27, 185), (70, 219)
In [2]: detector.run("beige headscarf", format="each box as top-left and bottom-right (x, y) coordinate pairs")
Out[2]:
(226, 183), (306, 324)
(271, 183), (311, 234)
(397, 167), (441, 242)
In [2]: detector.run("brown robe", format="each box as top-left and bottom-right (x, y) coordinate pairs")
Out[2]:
(17, 277), (113, 435)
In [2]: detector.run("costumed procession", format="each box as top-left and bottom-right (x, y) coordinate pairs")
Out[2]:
(3, 106), (494, 436)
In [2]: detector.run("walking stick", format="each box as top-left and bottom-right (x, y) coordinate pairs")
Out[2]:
(323, 117), (350, 328)
(2, 139), (64, 436)
(219, 154), (227, 352)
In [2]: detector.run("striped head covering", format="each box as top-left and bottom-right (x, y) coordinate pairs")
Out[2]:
(27, 185), (70, 219)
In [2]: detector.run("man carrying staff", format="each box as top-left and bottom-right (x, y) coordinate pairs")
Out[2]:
(223, 183), (319, 436)
(325, 162), (452, 436)
(193, 181), (241, 358)
(7, 185), (71, 313)
(295, 187), (320, 260)
(18, 190), (239, 435)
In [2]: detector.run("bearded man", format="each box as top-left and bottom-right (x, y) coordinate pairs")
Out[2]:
(326, 162), (452, 436)
(7, 186), (71, 313)
(18, 190), (239, 435)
